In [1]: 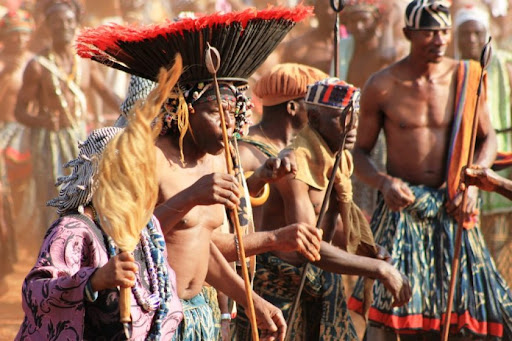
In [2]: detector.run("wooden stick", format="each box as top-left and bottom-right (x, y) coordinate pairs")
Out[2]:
(205, 43), (259, 341)
(285, 102), (354, 341)
(441, 37), (492, 341)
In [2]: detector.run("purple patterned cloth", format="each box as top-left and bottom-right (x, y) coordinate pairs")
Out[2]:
(16, 214), (183, 340)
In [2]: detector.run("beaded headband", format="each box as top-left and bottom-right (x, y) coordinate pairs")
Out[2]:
(0, 10), (33, 36)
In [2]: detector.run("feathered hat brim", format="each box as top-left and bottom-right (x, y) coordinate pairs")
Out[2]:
(76, 5), (313, 83)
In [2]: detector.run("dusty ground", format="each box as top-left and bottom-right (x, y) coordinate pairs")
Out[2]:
(0, 246), (37, 341)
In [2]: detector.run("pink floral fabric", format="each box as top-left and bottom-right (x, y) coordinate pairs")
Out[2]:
(16, 214), (183, 340)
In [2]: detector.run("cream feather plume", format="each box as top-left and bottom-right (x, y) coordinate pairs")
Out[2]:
(93, 54), (182, 252)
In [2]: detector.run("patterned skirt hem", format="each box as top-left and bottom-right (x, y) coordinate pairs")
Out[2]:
(348, 297), (504, 337)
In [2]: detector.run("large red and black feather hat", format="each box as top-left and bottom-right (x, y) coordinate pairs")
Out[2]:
(76, 5), (312, 84)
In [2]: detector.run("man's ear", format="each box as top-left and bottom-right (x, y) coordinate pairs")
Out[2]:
(403, 27), (412, 41)
(287, 100), (298, 116)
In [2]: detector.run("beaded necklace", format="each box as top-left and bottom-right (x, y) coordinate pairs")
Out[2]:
(90, 206), (172, 340)
(47, 51), (82, 129)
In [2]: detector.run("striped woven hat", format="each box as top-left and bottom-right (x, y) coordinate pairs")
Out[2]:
(405, 0), (451, 31)
(120, 75), (157, 117)
(305, 78), (360, 110)
(47, 127), (123, 215)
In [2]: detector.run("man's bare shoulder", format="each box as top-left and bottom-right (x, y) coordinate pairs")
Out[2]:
(237, 139), (267, 171)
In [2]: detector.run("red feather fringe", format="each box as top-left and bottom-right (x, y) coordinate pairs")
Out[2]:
(76, 5), (312, 59)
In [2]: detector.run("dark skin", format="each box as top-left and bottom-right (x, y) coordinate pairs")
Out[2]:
(342, 8), (399, 88)
(457, 19), (512, 115)
(353, 28), (496, 218)
(154, 96), (314, 340)
(269, 105), (411, 308)
(15, 5), (121, 131)
(238, 99), (306, 220)
(279, 0), (335, 73)
(463, 166), (512, 201)
(0, 30), (33, 123)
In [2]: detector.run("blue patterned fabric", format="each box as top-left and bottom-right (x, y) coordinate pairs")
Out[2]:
(236, 252), (358, 341)
(172, 290), (217, 341)
(349, 185), (512, 339)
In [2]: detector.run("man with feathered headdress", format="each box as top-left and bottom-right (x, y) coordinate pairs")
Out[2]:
(77, 6), (323, 340)
(348, 1), (512, 340)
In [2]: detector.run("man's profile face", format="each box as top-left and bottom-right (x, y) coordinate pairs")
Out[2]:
(342, 10), (378, 42)
(457, 20), (486, 61)
(312, 105), (358, 151)
(46, 5), (77, 45)
(189, 96), (236, 155)
(407, 28), (451, 63)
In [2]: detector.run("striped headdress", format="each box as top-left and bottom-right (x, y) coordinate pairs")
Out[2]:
(305, 78), (360, 111)
(47, 127), (123, 215)
(405, 0), (451, 30)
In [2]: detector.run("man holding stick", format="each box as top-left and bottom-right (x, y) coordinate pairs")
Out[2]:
(77, 5), (322, 340)
(236, 77), (412, 341)
(348, 1), (512, 340)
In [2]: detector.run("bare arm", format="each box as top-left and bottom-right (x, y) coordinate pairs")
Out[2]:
(206, 242), (287, 341)
(353, 75), (415, 211)
(14, 59), (48, 128)
(353, 75), (388, 190)
(276, 171), (411, 306)
(211, 223), (321, 263)
(464, 166), (512, 200)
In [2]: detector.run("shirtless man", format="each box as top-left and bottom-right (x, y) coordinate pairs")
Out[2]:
(153, 82), (294, 340)
(15, 0), (121, 235)
(279, 0), (335, 74)
(237, 63), (328, 229)
(454, 4), (512, 286)
(347, 1), (512, 340)
(0, 10), (33, 231)
(236, 78), (412, 341)
(0, 8), (33, 297)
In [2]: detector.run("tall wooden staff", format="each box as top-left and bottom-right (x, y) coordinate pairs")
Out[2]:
(284, 2), (347, 339)
(441, 38), (492, 341)
(205, 43), (259, 341)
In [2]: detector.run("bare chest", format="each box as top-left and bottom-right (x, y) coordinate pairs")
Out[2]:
(383, 79), (455, 129)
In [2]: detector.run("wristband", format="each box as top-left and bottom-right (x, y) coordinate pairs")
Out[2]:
(221, 313), (232, 321)
(84, 279), (98, 302)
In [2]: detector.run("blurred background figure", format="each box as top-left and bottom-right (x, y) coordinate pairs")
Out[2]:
(0, 8), (34, 297)
(454, 3), (512, 286)
(279, 0), (336, 74)
(14, 0), (121, 241)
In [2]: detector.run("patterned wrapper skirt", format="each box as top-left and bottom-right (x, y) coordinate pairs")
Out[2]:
(236, 252), (358, 341)
(349, 185), (512, 339)
(172, 289), (217, 341)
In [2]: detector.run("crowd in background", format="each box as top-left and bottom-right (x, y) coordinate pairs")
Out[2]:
(1, 0), (512, 339)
